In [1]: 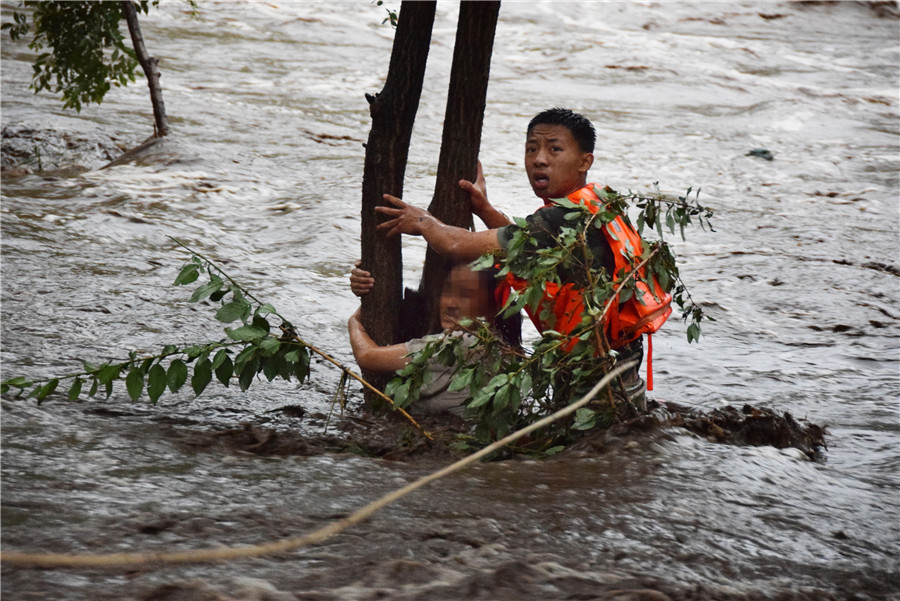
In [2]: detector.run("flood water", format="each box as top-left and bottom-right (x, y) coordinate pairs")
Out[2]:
(2, 2), (898, 600)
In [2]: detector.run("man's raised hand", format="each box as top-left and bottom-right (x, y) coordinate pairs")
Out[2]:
(458, 160), (489, 216)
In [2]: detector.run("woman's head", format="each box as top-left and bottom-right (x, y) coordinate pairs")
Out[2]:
(438, 263), (521, 346)
(438, 264), (493, 331)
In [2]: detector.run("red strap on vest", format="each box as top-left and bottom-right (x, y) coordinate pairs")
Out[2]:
(646, 333), (654, 391)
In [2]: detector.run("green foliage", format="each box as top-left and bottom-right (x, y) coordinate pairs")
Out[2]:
(387, 185), (714, 449)
(374, 0), (398, 28)
(1, 240), (312, 405)
(2, 1), (159, 111)
(0, 187), (712, 455)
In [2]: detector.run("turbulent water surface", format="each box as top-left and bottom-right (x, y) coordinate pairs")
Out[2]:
(2, 2), (898, 600)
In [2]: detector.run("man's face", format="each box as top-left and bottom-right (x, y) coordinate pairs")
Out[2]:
(524, 124), (594, 201)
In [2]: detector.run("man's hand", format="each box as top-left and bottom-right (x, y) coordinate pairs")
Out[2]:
(459, 160), (489, 216)
(375, 194), (434, 237)
(459, 161), (512, 229)
(375, 191), (502, 261)
(349, 260), (374, 297)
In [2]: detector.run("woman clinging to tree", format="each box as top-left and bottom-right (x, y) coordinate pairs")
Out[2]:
(348, 263), (520, 416)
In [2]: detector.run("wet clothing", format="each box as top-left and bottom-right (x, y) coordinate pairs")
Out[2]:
(496, 184), (651, 408)
(404, 332), (478, 417)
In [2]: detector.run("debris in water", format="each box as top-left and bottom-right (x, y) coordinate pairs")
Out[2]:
(747, 148), (774, 161)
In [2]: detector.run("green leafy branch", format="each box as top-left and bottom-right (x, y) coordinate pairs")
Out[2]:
(1, 238), (432, 439)
(374, 0), (399, 28)
(386, 184), (715, 450)
(3, 1), (154, 112)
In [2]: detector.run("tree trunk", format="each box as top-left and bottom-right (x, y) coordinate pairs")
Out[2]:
(121, 0), (169, 137)
(419, 1), (501, 334)
(359, 1), (436, 399)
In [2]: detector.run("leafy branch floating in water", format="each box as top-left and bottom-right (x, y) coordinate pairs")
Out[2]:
(0, 237), (433, 439)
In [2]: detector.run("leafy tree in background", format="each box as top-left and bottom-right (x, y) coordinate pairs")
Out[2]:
(3, 0), (172, 137)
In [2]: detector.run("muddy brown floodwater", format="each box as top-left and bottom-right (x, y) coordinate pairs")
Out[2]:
(2, 2), (898, 600)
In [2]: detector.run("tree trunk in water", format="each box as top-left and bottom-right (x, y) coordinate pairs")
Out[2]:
(359, 1), (436, 400)
(121, 0), (169, 137)
(419, 1), (501, 334)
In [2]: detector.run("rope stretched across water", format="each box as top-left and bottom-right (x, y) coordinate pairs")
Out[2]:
(1, 361), (636, 570)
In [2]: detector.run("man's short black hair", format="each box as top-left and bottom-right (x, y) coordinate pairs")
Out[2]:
(527, 108), (596, 154)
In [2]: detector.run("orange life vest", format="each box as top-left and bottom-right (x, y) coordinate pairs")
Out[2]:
(503, 184), (672, 388)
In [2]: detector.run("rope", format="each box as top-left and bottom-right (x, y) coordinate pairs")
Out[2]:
(1, 360), (636, 570)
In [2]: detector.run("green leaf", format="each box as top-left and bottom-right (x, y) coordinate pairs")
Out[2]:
(252, 314), (270, 332)
(96, 364), (120, 386)
(191, 357), (212, 396)
(573, 407), (598, 430)
(493, 384), (512, 411)
(238, 357), (258, 391)
(469, 253), (496, 271)
(97, 365), (122, 400)
(184, 345), (206, 360)
(216, 299), (251, 323)
(233, 345), (257, 369)
(211, 349), (230, 369)
(215, 355), (233, 387)
(147, 364), (167, 404)
(390, 379), (411, 408)
(189, 274), (223, 302)
(468, 388), (495, 409)
(447, 368), (474, 393)
(125, 368), (143, 401)
(35, 379), (58, 402)
(174, 262), (200, 285)
(262, 356), (280, 382)
(4, 376), (32, 388)
(167, 359), (188, 393)
(687, 323), (701, 344)
(225, 325), (268, 342)
(255, 303), (277, 316)
(258, 337), (280, 356)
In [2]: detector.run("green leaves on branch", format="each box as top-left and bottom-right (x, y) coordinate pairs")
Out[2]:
(1, 243), (314, 405)
(631, 184), (714, 242)
(374, 0), (398, 28)
(387, 184), (714, 450)
(2, 1), (157, 112)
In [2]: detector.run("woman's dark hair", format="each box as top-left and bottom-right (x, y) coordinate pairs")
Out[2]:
(527, 107), (596, 154)
(477, 265), (522, 348)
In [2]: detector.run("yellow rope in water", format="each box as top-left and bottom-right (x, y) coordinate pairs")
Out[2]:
(1, 361), (636, 570)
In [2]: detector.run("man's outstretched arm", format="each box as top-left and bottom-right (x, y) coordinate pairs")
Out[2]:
(376, 194), (501, 262)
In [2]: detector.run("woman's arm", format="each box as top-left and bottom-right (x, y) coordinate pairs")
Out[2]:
(349, 260), (374, 297)
(347, 309), (411, 373)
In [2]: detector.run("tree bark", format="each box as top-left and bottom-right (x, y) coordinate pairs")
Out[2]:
(419, 1), (501, 334)
(359, 1), (436, 398)
(121, 0), (169, 137)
